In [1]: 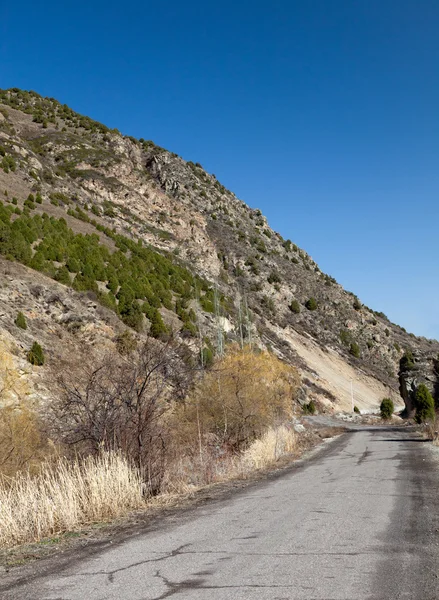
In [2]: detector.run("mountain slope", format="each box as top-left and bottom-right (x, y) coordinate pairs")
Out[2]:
(0, 88), (437, 412)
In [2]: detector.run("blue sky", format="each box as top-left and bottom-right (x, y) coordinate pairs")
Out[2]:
(1, 1), (438, 339)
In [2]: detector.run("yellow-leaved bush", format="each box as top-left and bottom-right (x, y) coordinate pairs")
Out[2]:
(175, 345), (300, 452)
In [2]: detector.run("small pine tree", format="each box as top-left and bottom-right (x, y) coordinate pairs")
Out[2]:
(150, 310), (168, 339)
(380, 398), (394, 419)
(305, 297), (318, 311)
(303, 400), (316, 415)
(15, 311), (27, 330)
(350, 342), (360, 358)
(289, 299), (301, 314)
(414, 384), (435, 423)
(27, 342), (45, 366)
(353, 297), (362, 311)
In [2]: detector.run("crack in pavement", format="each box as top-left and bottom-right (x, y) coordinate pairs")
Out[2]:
(152, 569), (311, 600)
(73, 544), (192, 584)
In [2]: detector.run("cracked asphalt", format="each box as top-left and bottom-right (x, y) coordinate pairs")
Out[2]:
(2, 428), (439, 599)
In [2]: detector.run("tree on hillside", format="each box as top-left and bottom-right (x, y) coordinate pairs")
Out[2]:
(414, 384), (435, 423)
(380, 398), (394, 420)
(305, 297), (318, 311)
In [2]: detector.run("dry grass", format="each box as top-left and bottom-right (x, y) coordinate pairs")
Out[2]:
(242, 425), (297, 470)
(163, 425), (298, 494)
(0, 452), (145, 548)
(424, 421), (439, 445)
(0, 425), (301, 549)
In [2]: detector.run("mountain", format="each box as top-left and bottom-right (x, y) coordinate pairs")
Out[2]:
(0, 88), (437, 413)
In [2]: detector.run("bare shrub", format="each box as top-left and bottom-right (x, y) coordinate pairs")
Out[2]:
(50, 337), (192, 495)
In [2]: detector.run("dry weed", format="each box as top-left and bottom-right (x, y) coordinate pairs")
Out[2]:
(0, 452), (145, 548)
(242, 425), (297, 470)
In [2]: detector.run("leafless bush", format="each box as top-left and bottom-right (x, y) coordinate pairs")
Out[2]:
(50, 336), (193, 495)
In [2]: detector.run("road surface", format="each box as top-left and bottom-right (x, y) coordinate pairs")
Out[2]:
(2, 428), (439, 599)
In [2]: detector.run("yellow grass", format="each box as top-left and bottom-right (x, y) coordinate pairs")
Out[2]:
(0, 426), (299, 549)
(0, 452), (145, 548)
(243, 425), (297, 470)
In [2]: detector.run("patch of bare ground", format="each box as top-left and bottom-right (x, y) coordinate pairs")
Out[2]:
(0, 426), (344, 571)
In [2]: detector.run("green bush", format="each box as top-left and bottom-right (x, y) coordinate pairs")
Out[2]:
(353, 405), (360, 414)
(305, 297), (318, 311)
(149, 309), (168, 339)
(27, 341), (45, 366)
(15, 311), (27, 329)
(353, 297), (362, 311)
(350, 342), (360, 358)
(303, 400), (316, 415)
(414, 384), (435, 423)
(289, 299), (301, 314)
(380, 398), (394, 419)
(267, 271), (281, 285)
(400, 349), (415, 372)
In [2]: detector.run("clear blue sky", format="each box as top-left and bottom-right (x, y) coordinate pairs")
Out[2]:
(1, 1), (438, 339)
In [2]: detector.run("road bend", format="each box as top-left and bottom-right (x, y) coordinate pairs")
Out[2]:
(2, 428), (439, 600)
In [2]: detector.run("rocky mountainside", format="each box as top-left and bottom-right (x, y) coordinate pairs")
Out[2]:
(0, 88), (438, 412)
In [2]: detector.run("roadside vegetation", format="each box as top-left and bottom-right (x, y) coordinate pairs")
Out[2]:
(0, 343), (303, 548)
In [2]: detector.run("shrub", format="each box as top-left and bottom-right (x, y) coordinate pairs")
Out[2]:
(414, 384), (435, 423)
(380, 398), (394, 420)
(353, 405), (360, 414)
(305, 297), (318, 311)
(115, 330), (137, 356)
(353, 297), (362, 311)
(15, 311), (27, 330)
(27, 342), (45, 366)
(303, 400), (316, 415)
(179, 346), (300, 451)
(289, 299), (301, 314)
(267, 271), (281, 285)
(350, 342), (360, 358)
(400, 349), (415, 372)
(340, 329), (351, 346)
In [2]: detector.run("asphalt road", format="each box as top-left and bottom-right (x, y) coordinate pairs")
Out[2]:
(3, 428), (439, 600)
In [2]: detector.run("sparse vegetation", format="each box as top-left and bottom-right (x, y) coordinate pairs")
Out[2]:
(289, 299), (301, 314)
(14, 311), (27, 329)
(305, 297), (318, 311)
(380, 398), (394, 419)
(303, 400), (316, 415)
(27, 341), (45, 366)
(414, 384), (435, 423)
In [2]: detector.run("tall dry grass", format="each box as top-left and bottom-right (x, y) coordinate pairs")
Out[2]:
(0, 426), (298, 548)
(0, 452), (145, 548)
(243, 425), (297, 469)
